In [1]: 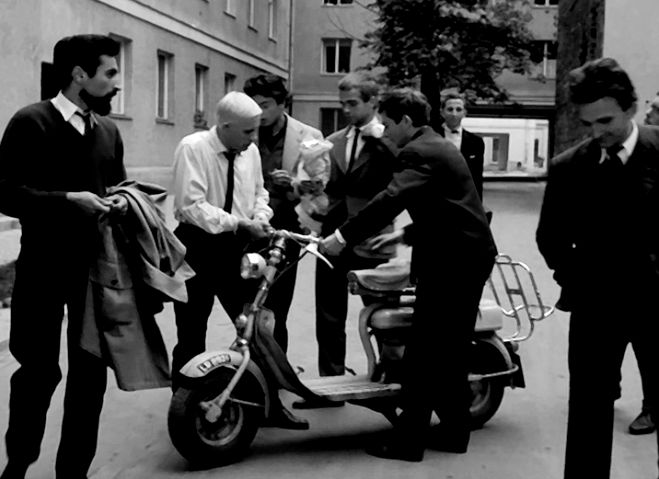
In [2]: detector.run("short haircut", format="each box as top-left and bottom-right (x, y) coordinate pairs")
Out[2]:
(216, 91), (262, 124)
(379, 88), (430, 127)
(338, 72), (380, 102)
(568, 57), (637, 111)
(243, 74), (290, 106)
(53, 34), (120, 90)
(440, 91), (466, 109)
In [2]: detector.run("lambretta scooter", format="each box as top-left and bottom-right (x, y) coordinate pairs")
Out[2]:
(167, 230), (553, 467)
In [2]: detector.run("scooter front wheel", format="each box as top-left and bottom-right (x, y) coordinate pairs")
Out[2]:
(469, 338), (507, 428)
(168, 367), (262, 468)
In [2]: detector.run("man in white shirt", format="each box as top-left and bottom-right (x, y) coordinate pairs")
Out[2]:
(171, 91), (307, 429)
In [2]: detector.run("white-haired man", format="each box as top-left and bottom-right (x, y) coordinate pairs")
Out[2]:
(171, 91), (308, 429)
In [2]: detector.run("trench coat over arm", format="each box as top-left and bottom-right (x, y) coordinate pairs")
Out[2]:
(81, 180), (195, 391)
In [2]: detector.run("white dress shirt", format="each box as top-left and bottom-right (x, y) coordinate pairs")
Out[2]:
(345, 115), (382, 166)
(50, 91), (96, 135)
(599, 121), (638, 165)
(172, 126), (273, 234)
(443, 124), (462, 151)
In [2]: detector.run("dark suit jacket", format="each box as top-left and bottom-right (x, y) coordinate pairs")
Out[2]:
(438, 127), (485, 200)
(536, 125), (659, 311)
(339, 126), (496, 279)
(323, 125), (397, 258)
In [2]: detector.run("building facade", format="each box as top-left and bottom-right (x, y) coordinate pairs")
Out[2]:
(291, 0), (558, 178)
(0, 0), (292, 188)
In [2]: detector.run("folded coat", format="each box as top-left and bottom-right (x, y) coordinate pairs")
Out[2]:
(81, 180), (195, 391)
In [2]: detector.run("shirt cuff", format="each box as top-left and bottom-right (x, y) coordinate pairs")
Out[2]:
(334, 228), (347, 245)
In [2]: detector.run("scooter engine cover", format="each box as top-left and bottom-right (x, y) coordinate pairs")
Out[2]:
(475, 298), (503, 332)
(370, 306), (415, 330)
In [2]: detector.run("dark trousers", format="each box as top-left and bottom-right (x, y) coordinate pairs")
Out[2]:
(172, 224), (254, 379)
(4, 251), (107, 479)
(396, 261), (491, 448)
(564, 283), (659, 479)
(261, 241), (300, 354)
(314, 251), (384, 376)
(630, 338), (654, 413)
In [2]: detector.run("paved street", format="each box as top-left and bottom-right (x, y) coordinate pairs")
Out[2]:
(0, 182), (656, 478)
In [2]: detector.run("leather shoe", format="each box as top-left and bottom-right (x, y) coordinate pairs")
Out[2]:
(628, 409), (655, 435)
(427, 425), (469, 454)
(365, 441), (424, 462)
(292, 398), (345, 410)
(262, 406), (309, 430)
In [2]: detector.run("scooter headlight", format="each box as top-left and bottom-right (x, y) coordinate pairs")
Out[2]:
(240, 253), (266, 279)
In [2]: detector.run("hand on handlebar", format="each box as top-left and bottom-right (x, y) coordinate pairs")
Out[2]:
(238, 218), (273, 239)
(320, 233), (346, 256)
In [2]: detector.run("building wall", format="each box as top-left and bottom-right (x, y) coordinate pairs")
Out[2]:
(0, 0), (292, 189)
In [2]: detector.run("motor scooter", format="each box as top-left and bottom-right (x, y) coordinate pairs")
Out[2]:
(167, 229), (553, 467)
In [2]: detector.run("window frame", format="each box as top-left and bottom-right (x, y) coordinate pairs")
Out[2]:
(225, 0), (237, 17)
(248, 0), (256, 30)
(109, 34), (131, 116)
(156, 50), (174, 121)
(224, 72), (236, 95)
(321, 38), (352, 74)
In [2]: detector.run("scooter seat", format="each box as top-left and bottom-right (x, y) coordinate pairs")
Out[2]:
(348, 259), (413, 293)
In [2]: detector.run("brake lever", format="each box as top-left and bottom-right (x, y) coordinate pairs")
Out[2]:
(304, 242), (334, 269)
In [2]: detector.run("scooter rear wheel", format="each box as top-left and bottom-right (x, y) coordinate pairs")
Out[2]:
(469, 338), (507, 428)
(168, 366), (262, 468)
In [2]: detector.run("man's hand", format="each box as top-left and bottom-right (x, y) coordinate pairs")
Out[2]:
(66, 191), (112, 216)
(270, 169), (293, 188)
(106, 195), (128, 216)
(238, 218), (273, 239)
(366, 229), (405, 252)
(321, 233), (346, 256)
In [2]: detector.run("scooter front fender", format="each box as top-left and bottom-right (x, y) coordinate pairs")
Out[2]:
(178, 350), (271, 416)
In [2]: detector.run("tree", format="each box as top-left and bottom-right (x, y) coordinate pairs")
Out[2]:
(361, 0), (535, 118)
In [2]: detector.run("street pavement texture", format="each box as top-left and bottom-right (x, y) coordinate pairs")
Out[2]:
(0, 183), (655, 479)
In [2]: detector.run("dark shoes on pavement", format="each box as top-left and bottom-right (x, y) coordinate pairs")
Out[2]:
(365, 425), (470, 462)
(628, 409), (656, 435)
(426, 425), (469, 454)
(262, 406), (309, 430)
(366, 440), (424, 462)
(292, 398), (345, 410)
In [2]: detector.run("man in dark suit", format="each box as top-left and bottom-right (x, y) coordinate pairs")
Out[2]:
(323, 88), (496, 461)
(0, 35), (126, 479)
(437, 92), (485, 200)
(536, 57), (659, 479)
(295, 72), (397, 407)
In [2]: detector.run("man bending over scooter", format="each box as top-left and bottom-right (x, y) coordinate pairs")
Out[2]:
(322, 88), (497, 462)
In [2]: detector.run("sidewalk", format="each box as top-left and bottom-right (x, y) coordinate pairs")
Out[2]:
(0, 226), (20, 350)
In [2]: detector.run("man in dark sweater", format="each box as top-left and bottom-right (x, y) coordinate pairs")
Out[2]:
(536, 57), (659, 479)
(0, 35), (126, 479)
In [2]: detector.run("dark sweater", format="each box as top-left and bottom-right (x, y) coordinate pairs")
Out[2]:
(0, 100), (125, 253)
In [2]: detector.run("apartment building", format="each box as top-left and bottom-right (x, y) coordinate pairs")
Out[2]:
(0, 0), (292, 188)
(291, 0), (558, 177)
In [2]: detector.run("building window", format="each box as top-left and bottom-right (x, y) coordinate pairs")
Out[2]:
(268, 0), (277, 40)
(320, 108), (348, 137)
(156, 51), (173, 120)
(530, 40), (557, 79)
(322, 39), (351, 74)
(110, 35), (131, 115)
(194, 64), (209, 129)
(224, 72), (236, 94)
(323, 0), (354, 4)
(248, 0), (256, 29)
(225, 0), (236, 16)
(533, 0), (558, 6)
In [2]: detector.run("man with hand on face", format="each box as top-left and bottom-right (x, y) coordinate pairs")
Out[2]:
(292, 72), (397, 410)
(322, 88), (496, 461)
(537, 58), (659, 478)
(437, 92), (485, 200)
(0, 34), (126, 479)
(171, 91), (307, 430)
(243, 74), (324, 353)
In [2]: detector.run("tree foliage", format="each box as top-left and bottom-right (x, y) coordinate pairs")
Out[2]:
(361, 0), (535, 106)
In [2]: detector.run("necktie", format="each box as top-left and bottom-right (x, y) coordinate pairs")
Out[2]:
(224, 150), (236, 213)
(347, 127), (360, 170)
(605, 144), (624, 168)
(75, 111), (93, 136)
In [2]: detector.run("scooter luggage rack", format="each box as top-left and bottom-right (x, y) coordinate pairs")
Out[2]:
(487, 254), (554, 342)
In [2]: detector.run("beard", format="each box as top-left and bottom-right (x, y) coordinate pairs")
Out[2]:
(79, 88), (119, 116)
